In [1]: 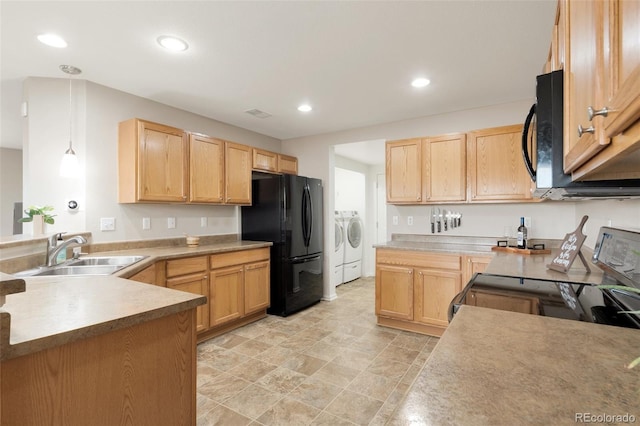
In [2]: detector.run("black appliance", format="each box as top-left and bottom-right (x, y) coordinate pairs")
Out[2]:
(241, 172), (324, 316)
(450, 226), (640, 329)
(522, 70), (640, 200)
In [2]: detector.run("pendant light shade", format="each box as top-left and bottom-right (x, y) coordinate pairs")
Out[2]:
(59, 65), (81, 177)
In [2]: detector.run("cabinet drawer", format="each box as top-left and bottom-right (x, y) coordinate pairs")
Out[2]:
(210, 248), (270, 269)
(376, 248), (461, 271)
(166, 256), (208, 278)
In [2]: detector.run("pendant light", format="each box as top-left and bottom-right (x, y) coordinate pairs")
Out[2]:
(59, 65), (82, 177)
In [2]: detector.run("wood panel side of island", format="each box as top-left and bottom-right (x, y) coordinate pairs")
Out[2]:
(1, 309), (197, 426)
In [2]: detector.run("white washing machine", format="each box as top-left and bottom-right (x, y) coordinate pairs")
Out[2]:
(342, 210), (363, 283)
(332, 211), (345, 287)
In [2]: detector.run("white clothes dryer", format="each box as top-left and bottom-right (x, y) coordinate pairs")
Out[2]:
(342, 210), (363, 282)
(332, 211), (345, 286)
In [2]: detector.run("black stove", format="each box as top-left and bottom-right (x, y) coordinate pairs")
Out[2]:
(450, 226), (640, 329)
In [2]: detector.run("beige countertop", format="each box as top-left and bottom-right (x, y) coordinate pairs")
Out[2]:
(0, 240), (271, 361)
(485, 249), (604, 285)
(389, 305), (640, 425)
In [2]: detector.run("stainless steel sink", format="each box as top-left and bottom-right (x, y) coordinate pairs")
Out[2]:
(34, 265), (124, 276)
(67, 255), (147, 267)
(13, 255), (147, 277)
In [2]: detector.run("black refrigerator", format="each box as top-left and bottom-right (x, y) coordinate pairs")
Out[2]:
(241, 172), (324, 316)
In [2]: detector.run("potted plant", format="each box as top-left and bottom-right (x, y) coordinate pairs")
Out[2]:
(18, 205), (56, 235)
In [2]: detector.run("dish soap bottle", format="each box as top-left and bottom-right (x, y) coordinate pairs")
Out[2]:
(517, 217), (528, 249)
(56, 234), (67, 263)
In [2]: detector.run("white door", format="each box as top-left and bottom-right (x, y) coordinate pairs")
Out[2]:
(376, 173), (387, 243)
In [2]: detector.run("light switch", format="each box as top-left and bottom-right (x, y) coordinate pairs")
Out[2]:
(167, 217), (176, 229)
(100, 217), (115, 231)
(200, 217), (207, 227)
(142, 217), (150, 230)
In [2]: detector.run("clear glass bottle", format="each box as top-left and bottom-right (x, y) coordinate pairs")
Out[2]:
(517, 217), (528, 249)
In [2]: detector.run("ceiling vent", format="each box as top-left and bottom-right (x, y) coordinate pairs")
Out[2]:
(245, 108), (272, 119)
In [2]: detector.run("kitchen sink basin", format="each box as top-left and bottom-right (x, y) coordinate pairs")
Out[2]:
(13, 255), (148, 277)
(67, 255), (147, 267)
(33, 265), (124, 276)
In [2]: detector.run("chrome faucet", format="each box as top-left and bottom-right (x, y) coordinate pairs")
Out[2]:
(46, 233), (87, 267)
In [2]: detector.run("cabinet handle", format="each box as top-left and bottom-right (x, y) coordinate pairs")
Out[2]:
(587, 106), (609, 121)
(577, 124), (595, 137)
(416, 195), (420, 200)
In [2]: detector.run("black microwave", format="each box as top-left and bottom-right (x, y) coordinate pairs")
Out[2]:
(521, 70), (640, 200)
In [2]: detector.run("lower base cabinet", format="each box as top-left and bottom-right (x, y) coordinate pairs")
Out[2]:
(466, 289), (540, 315)
(375, 248), (490, 337)
(158, 247), (270, 343)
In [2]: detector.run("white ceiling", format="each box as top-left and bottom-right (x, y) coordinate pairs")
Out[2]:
(0, 1), (556, 150)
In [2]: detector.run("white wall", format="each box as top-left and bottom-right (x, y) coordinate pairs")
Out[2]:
(22, 77), (281, 242)
(575, 200), (640, 248)
(0, 148), (23, 236)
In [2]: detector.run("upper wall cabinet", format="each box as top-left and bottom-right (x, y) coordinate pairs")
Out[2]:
(562, 0), (640, 180)
(119, 118), (188, 203)
(422, 133), (466, 202)
(225, 141), (252, 205)
(189, 134), (224, 204)
(277, 154), (298, 175)
(252, 148), (299, 175)
(386, 138), (423, 203)
(467, 124), (533, 202)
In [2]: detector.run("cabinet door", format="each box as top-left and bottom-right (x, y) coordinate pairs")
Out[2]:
(166, 273), (209, 332)
(413, 269), (461, 327)
(225, 141), (252, 205)
(386, 139), (422, 204)
(190, 134), (224, 203)
(128, 264), (158, 286)
(563, 0), (610, 173)
(462, 254), (493, 286)
(138, 120), (188, 202)
(467, 289), (539, 315)
(253, 149), (278, 173)
(467, 124), (533, 202)
(210, 265), (244, 326)
(244, 260), (270, 315)
(375, 265), (414, 320)
(278, 154), (298, 175)
(422, 133), (466, 202)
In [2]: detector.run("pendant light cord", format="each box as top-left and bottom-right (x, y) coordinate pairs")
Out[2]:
(68, 77), (73, 152)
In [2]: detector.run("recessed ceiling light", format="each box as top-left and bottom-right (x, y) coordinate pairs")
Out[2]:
(37, 33), (67, 48)
(157, 35), (189, 52)
(298, 104), (312, 112)
(411, 77), (431, 88)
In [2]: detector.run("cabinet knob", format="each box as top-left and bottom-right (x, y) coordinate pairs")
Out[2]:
(416, 195), (420, 200)
(577, 124), (595, 137)
(587, 106), (609, 121)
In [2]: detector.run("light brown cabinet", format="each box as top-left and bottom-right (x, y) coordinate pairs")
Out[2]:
(205, 248), (271, 336)
(118, 118), (188, 203)
(462, 254), (493, 286)
(375, 248), (462, 337)
(190, 134), (224, 203)
(278, 154), (298, 175)
(422, 133), (466, 202)
(225, 141), (252, 205)
(253, 148), (279, 173)
(466, 289), (540, 315)
(561, 0), (640, 180)
(128, 264), (159, 286)
(467, 124), (533, 202)
(165, 256), (209, 333)
(386, 139), (422, 203)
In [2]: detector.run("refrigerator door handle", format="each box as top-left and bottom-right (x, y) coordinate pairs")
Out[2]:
(305, 184), (313, 247)
(301, 185), (309, 245)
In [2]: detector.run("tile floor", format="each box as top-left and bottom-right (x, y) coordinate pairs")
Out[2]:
(196, 277), (439, 425)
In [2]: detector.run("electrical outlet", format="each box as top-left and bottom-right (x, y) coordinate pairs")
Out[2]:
(100, 217), (115, 231)
(167, 217), (176, 229)
(392, 216), (399, 225)
(200, 217), (207, 227)
(407, 216), (413, 226)
(142, 217), (150, 230)
(524, 217), (531, 228)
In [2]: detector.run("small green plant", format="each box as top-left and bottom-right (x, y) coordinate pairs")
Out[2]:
(598, 284), (640, 369)
(18, 205), (56, 224)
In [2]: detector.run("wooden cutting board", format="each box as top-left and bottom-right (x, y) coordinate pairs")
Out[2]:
(491, 246), (551, 255)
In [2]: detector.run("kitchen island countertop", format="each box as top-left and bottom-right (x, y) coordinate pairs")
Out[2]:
(388, 305), (640, 425)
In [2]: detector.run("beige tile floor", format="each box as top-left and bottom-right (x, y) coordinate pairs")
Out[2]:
(196, 277), (439, 425)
